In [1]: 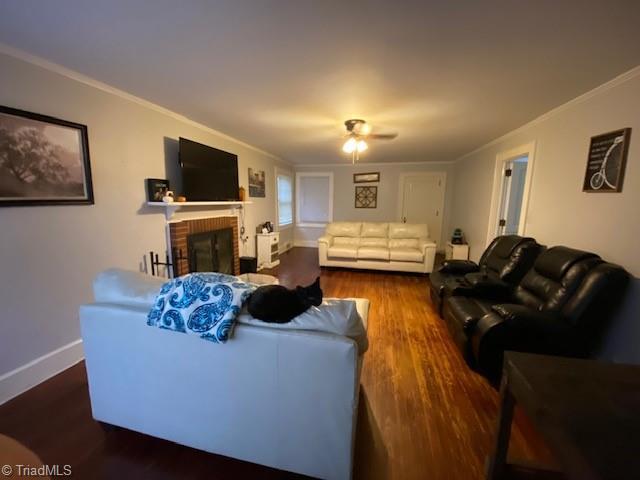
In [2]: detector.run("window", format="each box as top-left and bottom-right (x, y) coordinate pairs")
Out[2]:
(296, 172), (333, 227)
(277, 173), (293, 227)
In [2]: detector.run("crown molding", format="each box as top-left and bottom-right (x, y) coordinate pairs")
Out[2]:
(294, 160), (456, 168)
(0, 42), (289, 164)
(455, 64), (640, 163)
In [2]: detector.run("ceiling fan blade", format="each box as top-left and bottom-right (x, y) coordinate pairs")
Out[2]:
(369, 133), (398, 140)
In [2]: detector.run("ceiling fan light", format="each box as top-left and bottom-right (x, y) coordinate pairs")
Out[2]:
(342, 137), (357, 153)
(358, 123), (371, 135)
(356, 140), (368, 152)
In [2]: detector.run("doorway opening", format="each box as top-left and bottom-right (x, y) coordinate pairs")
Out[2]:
(486, 142), (536, 245)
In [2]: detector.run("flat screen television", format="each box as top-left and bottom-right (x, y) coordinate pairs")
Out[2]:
(179, 137), (239, 201)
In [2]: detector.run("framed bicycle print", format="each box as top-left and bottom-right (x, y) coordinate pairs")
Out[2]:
(583, 128), (631, 193)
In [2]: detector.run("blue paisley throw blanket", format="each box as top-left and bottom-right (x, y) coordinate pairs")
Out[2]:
(147, 273), (255, 343)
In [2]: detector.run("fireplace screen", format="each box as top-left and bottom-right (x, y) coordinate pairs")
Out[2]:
(187, 228), (234, 274)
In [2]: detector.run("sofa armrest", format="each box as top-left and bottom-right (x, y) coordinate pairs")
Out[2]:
(418, 237), (437, 251)
(438, 260), (479, 274)
(318, 235), (333, 247)
(470, 305), (575, 382)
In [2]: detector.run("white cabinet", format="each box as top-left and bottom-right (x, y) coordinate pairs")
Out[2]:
(445, 242), (469, 261)
(257, 232), (280, 270)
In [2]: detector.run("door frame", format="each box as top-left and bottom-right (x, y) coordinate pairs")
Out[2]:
(397, 171), (447, 246)
(485, 142), (536, 246)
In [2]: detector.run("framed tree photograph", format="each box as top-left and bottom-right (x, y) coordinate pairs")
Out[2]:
(583, 128), (631, 193)
(0, 106), (93, 206)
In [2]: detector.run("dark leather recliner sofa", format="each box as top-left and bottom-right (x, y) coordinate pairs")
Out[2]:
(441, 246), (628, 383)
(429, 235), (543, 315)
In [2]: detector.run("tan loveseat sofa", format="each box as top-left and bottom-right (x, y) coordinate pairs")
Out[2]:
(318, 222), (437, 273)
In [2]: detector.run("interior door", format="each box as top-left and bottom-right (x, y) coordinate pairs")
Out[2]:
(400, 173), (446, 247)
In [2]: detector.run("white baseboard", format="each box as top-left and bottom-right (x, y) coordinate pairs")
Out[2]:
(0, 339), (84, 405)
(294, 240), (318, 248)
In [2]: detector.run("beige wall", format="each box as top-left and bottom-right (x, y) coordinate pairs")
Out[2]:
(0, 52), (290, 385)
(450, 67), (640, 363)
(294, 162), (456, 248)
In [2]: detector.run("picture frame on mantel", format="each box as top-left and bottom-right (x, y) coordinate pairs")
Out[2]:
(583, 128), (631, 193)
(353, 172), (380, 183)
(0, 105), (94, 206)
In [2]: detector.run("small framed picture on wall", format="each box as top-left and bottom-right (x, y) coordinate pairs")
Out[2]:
(355, 186), (377, 208)
(583, 128), (631, 193)
(353, 172), (380, 183)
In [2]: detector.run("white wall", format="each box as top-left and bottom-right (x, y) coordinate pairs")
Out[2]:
(294, 162), (456, 247)
(0, 51), (290, 402)
(450, 67), (640, 363)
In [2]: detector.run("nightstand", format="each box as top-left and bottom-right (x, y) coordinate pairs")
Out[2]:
(256, 232), (280, 270)
(445, 242), (469, 260)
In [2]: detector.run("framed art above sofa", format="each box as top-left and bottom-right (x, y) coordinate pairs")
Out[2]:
(0, 105), (94, 206)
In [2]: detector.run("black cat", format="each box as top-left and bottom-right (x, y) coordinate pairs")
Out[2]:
(247, 277), (323, 323)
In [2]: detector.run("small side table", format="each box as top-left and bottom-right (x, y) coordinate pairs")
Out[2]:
(445, 242), (469, 260)
(256, 232), (280, 270)
(486, 352), (640, 480)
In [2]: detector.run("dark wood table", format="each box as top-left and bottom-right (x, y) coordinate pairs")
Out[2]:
(486, 352), (640, 480)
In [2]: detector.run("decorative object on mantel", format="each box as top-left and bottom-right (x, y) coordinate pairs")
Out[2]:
(146, 178), (170, 202)
(353, 172), (380, 183)
(583, 128), (631, 193)
(162, 190), (174, 203)
(176, 195), (187, 202)
(248, 168), (266, 197)
(239, 185), (246, 201)
(355, 186), (377, 208)
(0, 105), (93, 206)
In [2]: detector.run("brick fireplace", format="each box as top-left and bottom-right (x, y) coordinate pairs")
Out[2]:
(169, 216), (240, 276)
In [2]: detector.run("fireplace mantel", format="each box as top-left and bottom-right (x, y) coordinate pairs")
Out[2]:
(147, 201), (252, 220)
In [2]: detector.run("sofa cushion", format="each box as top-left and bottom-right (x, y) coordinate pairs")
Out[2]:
(333, 236), (361, 246)
(357, 247), (390, 261)
(93, 268), (164, 308)
(361, 222), (388, 238)
(389, 238), (419, 249)
(388, 223), (428, 239)
(360, 237), (388, 248)
(326, 222), (362, 237)
(328, 245), (358, 259)
(389, 248), (423, 262)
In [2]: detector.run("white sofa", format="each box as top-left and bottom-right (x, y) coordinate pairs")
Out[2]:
(80, 270), (369, 480)
(318, 222), (437, 273)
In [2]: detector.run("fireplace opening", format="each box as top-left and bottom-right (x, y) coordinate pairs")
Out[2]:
(187, 228), (234, 274)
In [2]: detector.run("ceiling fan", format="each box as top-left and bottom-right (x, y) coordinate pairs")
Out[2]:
(342, 119), (398, 163)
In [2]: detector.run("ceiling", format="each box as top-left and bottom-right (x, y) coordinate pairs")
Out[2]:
(1, 1), (639, 164)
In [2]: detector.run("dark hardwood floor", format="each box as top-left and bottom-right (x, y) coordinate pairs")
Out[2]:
(0, 247), (551, 479)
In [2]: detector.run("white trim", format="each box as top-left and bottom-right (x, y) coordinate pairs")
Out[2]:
(295, 160), (456, 168)
(455, 65), (640, 163)
(0, 42), (288, 164)
(295, 171), (334, 227)
(485, 142), (536, 246)
(294, 240), (318, 248)
(0, 339), (84, 405)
